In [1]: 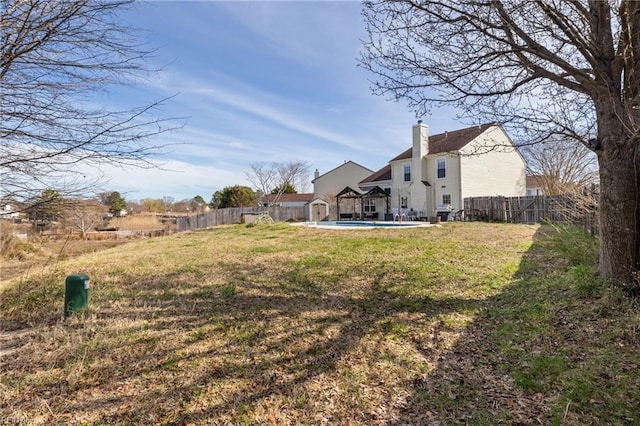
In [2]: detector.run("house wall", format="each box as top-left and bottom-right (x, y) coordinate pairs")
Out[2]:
(387, 160), (432, 217)
(459, 126), (527, 201)
(389, 160), (409, 211)
(425, 153), (461, 213)
(313, 162), (373, 201)
(275, 201), (309, 207)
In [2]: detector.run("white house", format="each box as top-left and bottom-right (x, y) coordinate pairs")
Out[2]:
(360, 121), (526, 219)
(0, 204), (20, 220)
(316, 122), (526, 221)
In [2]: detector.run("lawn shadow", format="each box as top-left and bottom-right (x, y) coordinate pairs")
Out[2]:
(3, 241), (490, 424)
(393, 225), (617, 424)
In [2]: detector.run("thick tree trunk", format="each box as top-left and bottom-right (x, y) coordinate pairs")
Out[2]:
(597, 125), (640, 293)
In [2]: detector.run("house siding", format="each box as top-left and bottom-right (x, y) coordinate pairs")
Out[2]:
(313, 162), (373, 201)
(459, 126), (526, 200)
(426, 153), (462, 212)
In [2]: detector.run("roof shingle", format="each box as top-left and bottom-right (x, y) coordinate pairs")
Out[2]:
(390, 123), (496, 162)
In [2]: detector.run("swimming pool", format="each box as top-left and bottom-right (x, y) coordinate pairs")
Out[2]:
(294, 220), (431, 229)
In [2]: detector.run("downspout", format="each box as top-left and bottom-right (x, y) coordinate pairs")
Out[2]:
(458, 152), (463, 213)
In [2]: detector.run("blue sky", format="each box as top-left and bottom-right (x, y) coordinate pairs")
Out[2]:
(90, 1), (463, 202)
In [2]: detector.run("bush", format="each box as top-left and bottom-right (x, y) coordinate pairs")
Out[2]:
(0, 223), (42, 260)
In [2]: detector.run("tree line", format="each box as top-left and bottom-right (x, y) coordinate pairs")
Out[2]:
(10, 159), (310, 223)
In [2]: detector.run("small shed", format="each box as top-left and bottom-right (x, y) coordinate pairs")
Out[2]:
(308, 198), (329, 221)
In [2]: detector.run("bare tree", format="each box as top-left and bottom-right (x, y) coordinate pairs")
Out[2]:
(0, 0), (180, 207)
(245, 161), (310, 206)
(62, 198), (106, 238)
(361, 1), (640, 292)
(275, 160), (310, 196)
(523, 140), (599, 196)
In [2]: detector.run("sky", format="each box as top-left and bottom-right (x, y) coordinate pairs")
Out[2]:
(88, 0), (464, 202)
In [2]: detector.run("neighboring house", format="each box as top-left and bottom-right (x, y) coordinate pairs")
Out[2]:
(0, 204), (20, 220)
(312, 161), (374, 202)
(526, 175), (545, 196)
(261, 193), (314, 208)
(317, 121), (526, 220)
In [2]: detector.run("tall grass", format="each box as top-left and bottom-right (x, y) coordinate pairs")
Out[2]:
(0, 222), (42, 261)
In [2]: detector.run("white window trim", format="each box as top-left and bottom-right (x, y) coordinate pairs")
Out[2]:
(400, 196), (408, 209)
(364, 198), (376, 212)
(436, 158), (446, 179)
(403, 163), (411, 182)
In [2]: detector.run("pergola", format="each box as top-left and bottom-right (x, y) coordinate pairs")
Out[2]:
(335, 185), (391, 220)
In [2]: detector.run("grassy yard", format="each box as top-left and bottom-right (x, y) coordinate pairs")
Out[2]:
(1, 222), (638, 425)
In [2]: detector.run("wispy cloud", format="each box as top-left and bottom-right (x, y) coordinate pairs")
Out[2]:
(79, 1), (465, 200)
(83, 159), (240, 201)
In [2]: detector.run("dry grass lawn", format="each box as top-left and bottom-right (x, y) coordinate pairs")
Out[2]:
(1, 222), (638, 425)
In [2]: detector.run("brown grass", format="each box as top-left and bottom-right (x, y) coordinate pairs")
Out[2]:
(1, 222), (638, 425)
(108, 213), (165, 230)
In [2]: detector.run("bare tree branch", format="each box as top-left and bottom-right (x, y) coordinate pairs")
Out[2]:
(361, 0), (640, 289)
(0, 0), (183, 205)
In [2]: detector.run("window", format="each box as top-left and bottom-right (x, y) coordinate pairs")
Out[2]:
(437, 158), (446, 179)
(401, 196), (408, 209)
(403, 164), (411, 182)
(364, 198), (376, 212)
(442, 194), (451, 205)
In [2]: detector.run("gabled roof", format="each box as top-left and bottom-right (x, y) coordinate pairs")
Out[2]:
(390, 123), (497, 162)
(360, 164), (391, 184)
(312, 160), (374, 183)
(309, 197), (329, 205)
(336, 186), (364, 197)
(364, 186), (390, 197)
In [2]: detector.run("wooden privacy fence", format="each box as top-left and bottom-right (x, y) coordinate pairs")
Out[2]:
(464, 195), (599, 234)
(176, 206), (306, 232)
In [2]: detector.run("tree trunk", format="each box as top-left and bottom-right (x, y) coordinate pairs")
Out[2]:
(597, 125), (640, 294)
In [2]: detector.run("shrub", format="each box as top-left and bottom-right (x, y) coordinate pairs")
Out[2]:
(0, 223), (42, 260)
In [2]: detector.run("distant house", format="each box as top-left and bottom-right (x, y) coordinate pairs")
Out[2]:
(0, 204), (20, 220)
(316, 122), (527, 220)
(312, 161), (374, 202)
(261, 193), (314, 208)
(526, 175), (545, 196)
